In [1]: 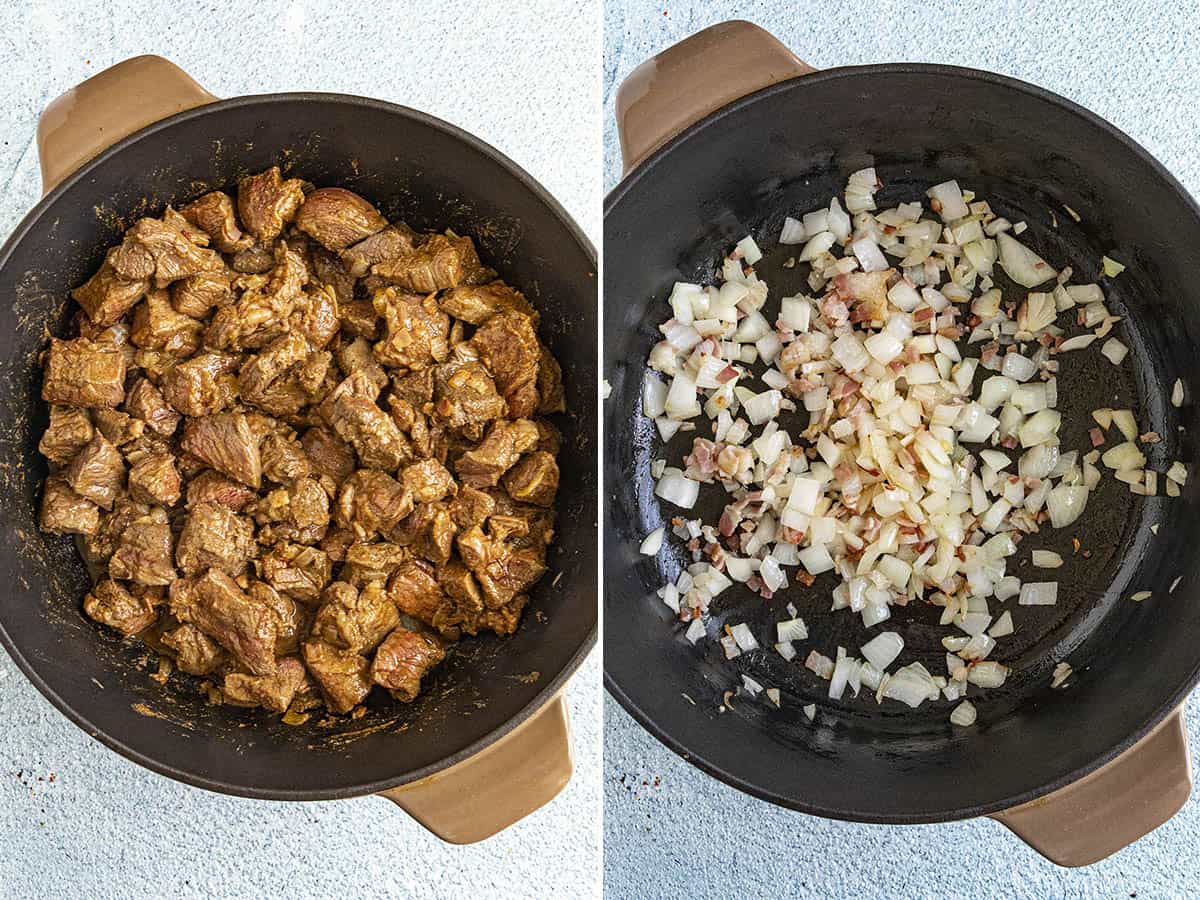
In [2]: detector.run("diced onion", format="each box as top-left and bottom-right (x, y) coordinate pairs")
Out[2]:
(861, 632), (904, 671)
(640, 528), (664, 555)
(1019, 582), (1058, 606)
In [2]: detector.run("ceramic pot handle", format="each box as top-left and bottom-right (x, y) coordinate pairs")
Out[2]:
(37, 55), (217, 195)
(615, 20), (815, 174)
(992, 705), (1192, 866)
(379, 695), (574, 844)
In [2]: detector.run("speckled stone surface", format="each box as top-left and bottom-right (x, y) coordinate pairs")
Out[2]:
(0, 3), (600, 899)
(604, 2), (1200, 897)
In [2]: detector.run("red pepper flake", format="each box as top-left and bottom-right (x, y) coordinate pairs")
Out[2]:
(1089, 427), (1106, 447)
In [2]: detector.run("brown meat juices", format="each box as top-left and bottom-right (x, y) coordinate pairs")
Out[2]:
(36, 167), (565, 720)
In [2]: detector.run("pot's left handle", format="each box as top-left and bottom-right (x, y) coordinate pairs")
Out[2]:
(37, 55), (217, 195)
(378, 695), (574, 844)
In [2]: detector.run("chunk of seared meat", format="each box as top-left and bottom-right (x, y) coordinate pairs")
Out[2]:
(83, 579), (158, 637)
(42, 338), (126, 408)
(439, 281), (537, 326)
(124, 378), (181, 437)
(40, 475), (100, 536)
(176, 502), (254, 576)
(161, 623), (225, 675)
(433, 357), (506, 435)
(185, 470), (257, 511)
(336, 470), (413, 539)
(71, 248), (150, 327)
(291, 286), (340, 350)
(537, 346), (566, 414)
(206, 244), (309, 351)
(372, 628), (445, 702)
(63, 434), (125, 509)
(454, 419), (539, 487)
(237, 167), (306, 242)
(223, 657), (307, 712)
(456, 524), (547, 608)
(161, 352), (240, 417)
(108, 508), (176, 585)
(388, 559), (444, 624)
(180, 191), (251, 254)
(295, 188), (388, 250)
(258, 542), (332, 602)
(372, 288), (450, 372)
(332, 392), (411, 471)
(372, 232), (483, 293)
(170, 269), (233, 319)
(171, 570), (276, 676)
(341, 224), (419, 278)
(92, 410), (145, 448)
(130, 289), (203, 357)
(250, 581), (306, 656)
(181, 412), (262, 489)
(127, 451), (182, 506)
(310, 580), (399, 654)
(256, 420), (313, 484)
(301, 426), (356, 483)
(449, 485), (495, 529)
(471, 311), (542, 418)
(250, 477), (330, 545)
(38, 406), (94, 465)
(502, 451), (559, 507)
(303, 640), (372, 714)
(401, 458), (456, 504)
(341, 541), (409, 586)
(111, 216), (222, 287)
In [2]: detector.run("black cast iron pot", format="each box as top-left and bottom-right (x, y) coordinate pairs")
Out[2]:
(0, 55), (597, 843)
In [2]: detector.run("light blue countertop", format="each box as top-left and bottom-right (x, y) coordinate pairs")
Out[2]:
(603, 2), (1200, 897)
(0, 2), (600, 899)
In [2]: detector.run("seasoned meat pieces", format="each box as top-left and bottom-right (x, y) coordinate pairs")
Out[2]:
(454, 419), (539, 488)
(295, 188), (388, 251)
(237, 167), (306, 242)
(176, 502), (254, 576)
(502, 451), (559, 507)
(38, 406), (94, 465)
(372, 628), (445, 702)
(42, 338), (126, 408)
(181, 412), (262, 489)
(372, 232), (483, 293)
(83, 579), (157, 636)
(302, 641), (372, 714)
(471, 311), (542, 418)
(161, 623), (225, 675)
(63, 434), (125, 509)
(38, 167), (565, 719)
(223, 657), (307, 712)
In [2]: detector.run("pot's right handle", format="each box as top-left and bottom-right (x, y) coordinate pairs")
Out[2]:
(37, 55), (216, 195)
(992, 705), (1192, 867)
(615, 20), (815, 174)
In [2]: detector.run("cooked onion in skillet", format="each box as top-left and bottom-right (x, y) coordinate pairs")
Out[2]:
(642, 170), (1188, 725)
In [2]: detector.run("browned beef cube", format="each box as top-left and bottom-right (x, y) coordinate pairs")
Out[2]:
(176, 502), (254, 576)
(82, 497), (148, 562)
(320, 526), (360, 564)
(415, 505), (456, 565)
(388, 559), (444, 625)
(109, 508), (176, 586)
(433, 561), (486, 639)
(401, 458), (455, 504)
(228, 243), (276, 274)
(471, 311), (541, 418)
(340, 223), (420, 277)
(124, 378), (181, 437)
(39, 476), (99, 536)
(161, 623), (225, 675)
(130, 289), (202, 356)
(285, 477), (330, 543)
(342, 542), (409, 586)
(480, 594), (528, 636)
(180, 191), (251, 253)
(336, 470), (413, 539)
(252, 418), (312, 485)
(178, 570), (277, 676)
(38, 406), (94, 465)
(223, 656), (307, 712)
(339, 299), (380, 339)
(302, 640), (371, 714)
(454, 419), (539, 487)
(111, 217), (222, 287)
(250, 581), (306, 656)
(83, 579), (157, 636)
(295, 187), (388, 250)
(71, 248), (150, 326)
(291, 286), (340, 349)
(311, 580), (398, 654)
(448, 485), (495, 529)
(372, 628), (445, 702)
(237, 167), (306, 242)
(239, 332), (310, 402)
(161, 352), (239, 417)
(206, 245), (308, 351)
(63, 434), (125, 509)
(502, 451), (559, 507)
(391, 368), (435, 410)
(336, 337), (389, 393)
(258, 542), (332, 603)
(476, 547), (546, 609)
(433, 358), (507, 434)
(43, 338), (126, 408)
(170, 269), (233, 318)
(486, 492), (556, 550)
(302, 426), (356, 483)
(309, 244), (355, 308)
(181, 412), (262, 489)
(533, 419), (562, 455)
(128, 452), (182, 506)
(371, 232), (482, 293)
(332, 394), (411, 471)
(537, 345), (566, 414)
(372, 288), (449, 372)
(185, 470), (257, 511)
(439, 281), (537, 326)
